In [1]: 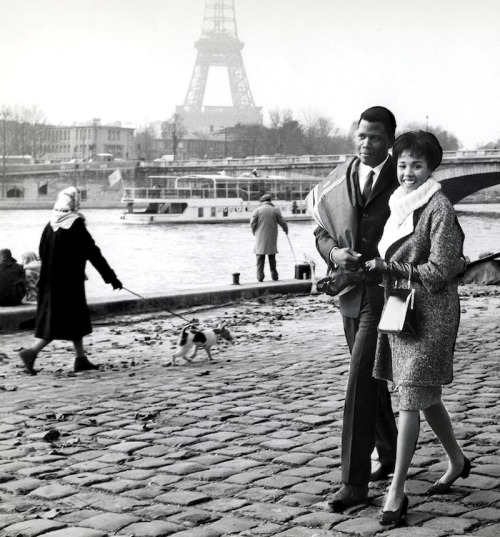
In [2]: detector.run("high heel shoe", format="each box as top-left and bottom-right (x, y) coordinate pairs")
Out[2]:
(427, 457), (472, 495)
(379, 494), (409, 525)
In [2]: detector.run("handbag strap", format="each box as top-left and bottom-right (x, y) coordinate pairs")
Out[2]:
(407, 265), (412, 289)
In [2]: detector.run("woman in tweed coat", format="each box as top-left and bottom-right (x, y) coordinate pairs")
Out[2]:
(365, 132), (470, 524)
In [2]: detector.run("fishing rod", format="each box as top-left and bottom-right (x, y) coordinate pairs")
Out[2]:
(286, 233), (298, 265)
(121, 287), (193, 323)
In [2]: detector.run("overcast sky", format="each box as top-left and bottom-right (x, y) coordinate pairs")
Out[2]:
(1, 0), (499, 149)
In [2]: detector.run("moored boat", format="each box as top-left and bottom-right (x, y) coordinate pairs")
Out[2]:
(120, 173), (319, 224)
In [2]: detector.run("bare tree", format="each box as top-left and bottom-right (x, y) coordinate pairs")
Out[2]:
(230, 124), (267, 157)
(0, 104), (48, 159)
(133, 126), (156, 161)
(21, 105), (48, 159)
(400, 122), (461, 151)
(1, 106), (14, 158)
(267, 108), (305, 155)
(302, 111), (340, 154)
(161, 114), (186, 160)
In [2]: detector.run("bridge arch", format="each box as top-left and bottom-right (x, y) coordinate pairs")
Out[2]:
(433, 162), (500, 204)
(6, 186), (24, 198)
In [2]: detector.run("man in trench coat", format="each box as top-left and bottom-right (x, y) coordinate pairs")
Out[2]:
(250, 194), (288, 282)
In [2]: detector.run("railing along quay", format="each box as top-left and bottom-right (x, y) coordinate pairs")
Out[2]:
(140, 148), (500, 170)
(4, 149), (500, 176)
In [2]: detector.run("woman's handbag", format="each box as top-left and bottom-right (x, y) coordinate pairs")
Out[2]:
(378, 266), (418, 336)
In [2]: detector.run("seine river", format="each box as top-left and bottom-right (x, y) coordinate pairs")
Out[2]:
(1, 204), (499, 299)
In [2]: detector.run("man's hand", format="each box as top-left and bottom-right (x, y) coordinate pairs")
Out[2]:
(331, 247), (362, 271)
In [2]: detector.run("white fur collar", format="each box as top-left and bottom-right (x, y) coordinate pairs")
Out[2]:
(389, 179), (441, 225)
(378, 179), (441, 259)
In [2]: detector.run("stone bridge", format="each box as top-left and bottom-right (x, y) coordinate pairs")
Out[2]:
(2, 150), (500, 206)
(434, 160), (500, 203)
(138, 149), (500, 204)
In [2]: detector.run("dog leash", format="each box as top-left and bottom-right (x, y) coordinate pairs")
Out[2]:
(121, 287), (193, 323)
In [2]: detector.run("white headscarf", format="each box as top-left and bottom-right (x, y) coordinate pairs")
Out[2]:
(50, 187), (85, 231)
(378, 179), (441, 259)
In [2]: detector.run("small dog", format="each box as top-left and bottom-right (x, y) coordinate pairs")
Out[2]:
(172, 323), (234, 365)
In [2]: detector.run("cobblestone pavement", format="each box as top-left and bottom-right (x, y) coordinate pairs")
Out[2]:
(0, 289), (499, 537)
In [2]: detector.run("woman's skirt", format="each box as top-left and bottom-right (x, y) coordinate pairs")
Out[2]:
(398, 384), (442, 411)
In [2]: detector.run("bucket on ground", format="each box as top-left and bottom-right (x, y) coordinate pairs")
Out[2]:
(295, 263), (311, 280)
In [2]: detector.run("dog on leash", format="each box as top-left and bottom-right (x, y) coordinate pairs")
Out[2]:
(172, 323), (234, 365)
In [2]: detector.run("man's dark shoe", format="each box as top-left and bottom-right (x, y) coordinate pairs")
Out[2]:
(370, 462), (395, 482)
(327, 484), (368, 512)
(74, 356), (99, 372)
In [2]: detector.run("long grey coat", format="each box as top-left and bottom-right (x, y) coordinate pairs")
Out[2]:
(250, 202), (288, 255)
(373, 191), (464, 387)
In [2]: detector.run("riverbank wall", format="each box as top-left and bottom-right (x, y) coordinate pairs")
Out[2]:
(0, 165), (136, 209)
(0, 279), (313, 333)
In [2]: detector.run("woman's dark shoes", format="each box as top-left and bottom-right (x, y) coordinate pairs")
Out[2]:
(427, 457), (472, 495)
(74, 356), (99, 372)
(379, 494), (409, 525)
(19, 349), (37, 375)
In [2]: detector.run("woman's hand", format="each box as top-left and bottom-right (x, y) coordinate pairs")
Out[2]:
(365, 257), (387, 272)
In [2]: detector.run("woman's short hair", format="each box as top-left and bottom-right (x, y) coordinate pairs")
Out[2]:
(392, 131), (443, 171)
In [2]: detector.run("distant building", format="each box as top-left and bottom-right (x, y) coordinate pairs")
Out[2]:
(42, 119), (134, 162)
(152, 131), (230, 161)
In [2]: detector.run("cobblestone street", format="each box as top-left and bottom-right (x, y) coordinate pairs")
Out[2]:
(0, 290), (499, 537)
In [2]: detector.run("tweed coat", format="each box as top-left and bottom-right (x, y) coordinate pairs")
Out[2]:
(250, 201), (288, 255)
(35, 217), (118, 341)
(373, 190), (465, 387)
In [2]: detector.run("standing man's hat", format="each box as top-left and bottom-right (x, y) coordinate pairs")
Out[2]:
(260, 194), (272, 202)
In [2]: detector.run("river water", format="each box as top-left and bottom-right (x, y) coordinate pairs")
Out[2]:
(1, 204), (499, 299)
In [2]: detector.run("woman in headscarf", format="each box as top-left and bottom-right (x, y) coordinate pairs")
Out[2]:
(19, 187), (122, 375)
(365, 132), (469, 525)
(21, 251), (42, 303)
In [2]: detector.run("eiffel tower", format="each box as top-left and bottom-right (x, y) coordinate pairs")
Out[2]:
(176, 0), (262, 132)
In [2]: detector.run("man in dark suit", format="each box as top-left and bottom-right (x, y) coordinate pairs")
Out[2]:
(308, 106), (399, 511)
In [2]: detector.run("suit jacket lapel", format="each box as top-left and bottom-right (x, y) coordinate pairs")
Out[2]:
(350, 161), (364, 207)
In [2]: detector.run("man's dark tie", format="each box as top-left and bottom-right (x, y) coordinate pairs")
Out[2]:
(362, 170), (374, 204)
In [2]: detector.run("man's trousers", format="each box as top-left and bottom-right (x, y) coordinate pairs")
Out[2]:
(256, 254), (278, 282)
(340, 291), (398, 486)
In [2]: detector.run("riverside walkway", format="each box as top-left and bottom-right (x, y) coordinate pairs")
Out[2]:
(0, 286), (499, 536)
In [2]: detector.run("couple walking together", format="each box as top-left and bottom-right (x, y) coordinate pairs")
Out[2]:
(308, 106), (470, 524)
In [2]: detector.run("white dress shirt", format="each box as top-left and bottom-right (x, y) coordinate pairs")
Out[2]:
(329, 155), (390, 264)
(358, 155), (389, 192)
